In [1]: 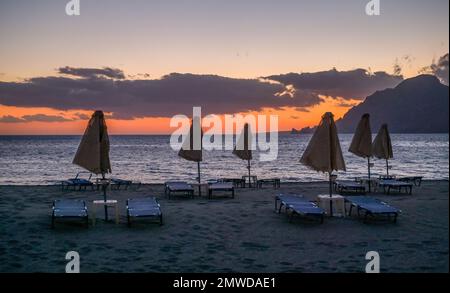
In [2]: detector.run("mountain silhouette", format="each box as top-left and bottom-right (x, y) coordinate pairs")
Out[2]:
(300, 75), (449, 133)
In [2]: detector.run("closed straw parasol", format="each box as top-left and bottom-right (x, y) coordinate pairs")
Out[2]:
(349, 113), (373, 192)
(300, 112), (346, 216)
(233, 123), (254, 187)
(178, 117), (203, 186)
(73, 110), (111, 220)
(372, 124), (393, 177)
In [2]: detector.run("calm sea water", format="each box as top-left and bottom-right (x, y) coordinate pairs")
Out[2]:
(0, 133), (448, 185)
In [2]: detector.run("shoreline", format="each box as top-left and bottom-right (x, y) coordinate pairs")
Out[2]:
(0, 179), (448, 188)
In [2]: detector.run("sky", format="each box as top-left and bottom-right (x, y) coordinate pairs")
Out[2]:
(0, 0), (448, 134)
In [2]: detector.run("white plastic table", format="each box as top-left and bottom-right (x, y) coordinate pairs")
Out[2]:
(92, 200), (119, 225)
(317, 194), (346, 217)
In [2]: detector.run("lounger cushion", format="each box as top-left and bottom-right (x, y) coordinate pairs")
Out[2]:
(166, 182), (194, 191)
(346, 196), (400, 214)
(209, 183), (234, 190)
(287, 203), (324, 215)
(127, 198), (161, 217)
(53, 200), (87, 218)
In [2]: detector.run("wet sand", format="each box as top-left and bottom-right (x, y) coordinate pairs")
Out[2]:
(0, 181), (448, 273)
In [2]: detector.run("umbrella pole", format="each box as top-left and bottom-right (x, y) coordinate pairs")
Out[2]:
(247, 159), (251, 188)
(386, 159), (389, 177)
(368, 157), (371, 193)
(197, 161), (201, 196)
(102, 173), (108, 221)
(329, 172), (333, 217)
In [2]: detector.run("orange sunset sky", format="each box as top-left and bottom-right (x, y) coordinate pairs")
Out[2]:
(0, 0), (448, 134)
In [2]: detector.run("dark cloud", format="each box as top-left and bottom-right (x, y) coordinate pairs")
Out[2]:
(73, 113), (90, 120)
(22, 114), (72, 122)
(266, 68), (403, 100)
(0, 114), (72, 123)
(420, 53), (449, 85)
(58, 66), (126, 79)
(0, 67), (403, 120)
(0, 72), (322, 119)
(0, 115), (24, 123)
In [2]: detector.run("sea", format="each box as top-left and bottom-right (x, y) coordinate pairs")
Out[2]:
(0, 133), (448, 185)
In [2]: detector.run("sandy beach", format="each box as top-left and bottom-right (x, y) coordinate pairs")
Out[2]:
(0, 181), (448, 273)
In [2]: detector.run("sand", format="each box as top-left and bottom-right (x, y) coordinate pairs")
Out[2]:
(0, 181), (448, 273)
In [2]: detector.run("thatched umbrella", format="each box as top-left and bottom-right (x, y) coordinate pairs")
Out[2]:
(178, 117), (203, 187)
(233, 123), (253, 187)
(73, 110), (111, 220)
(372, 124), (393, 177)
(349, 113), (373, 192)
(300, 112), (346, 216)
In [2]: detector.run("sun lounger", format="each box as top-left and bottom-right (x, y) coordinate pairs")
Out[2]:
(111, 178), (140, 190)
(379, 180), (413, 195)
(164, 181), (194, 199)
(275, 194), (309, 212)
(126, 198), (162, 226)
(61, 172), (94, 191)
(397, 176), (423, 186)
(334, 181), (366, 194)
(220, 178), (246, 188)
(345, 196), (401, 223)
(208, 182), (235, 199)
(51, 199), (89, 228)
(379, 175), (396, 180)
(257, 178), (281, 189)
(275, 194), (325, 223)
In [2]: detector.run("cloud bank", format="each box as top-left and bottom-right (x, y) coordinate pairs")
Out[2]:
(266, 68), (403, 100)
(0, 114), (72, 123)
(0, 67), (404, 120)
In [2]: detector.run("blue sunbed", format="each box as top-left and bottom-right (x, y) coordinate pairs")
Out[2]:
(164, 181), (194, 199)
(345, 196), (401, 223)
(379, 180), (413, 195)
(334, 180), (366, 194)
(126, 198), (162, 226)
(208, 182), (235, 199)
(51, 199), (89, 228)
(111, 178), (140, 190)
(61, 172), (94, 191)
(275, 194), (325, 223)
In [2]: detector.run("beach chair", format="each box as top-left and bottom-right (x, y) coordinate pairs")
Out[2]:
(275, 194), (325, 223)
(219, 178), (246, 188)
(61, 172), (94, 191)
(257, 178), (281, 189)
(51, 199), (89, 228)
(164, 181), (194, 199)
(345, 196), (401, 223)
(126, 198), (162, 226)
(397, 176), (423, 186)
(379, 180), (413, 195)
(208, 182), (235, 199)
(110, 178), (141, 190)
(379, 175), (396, 180)
(334, 180), (366, 194)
